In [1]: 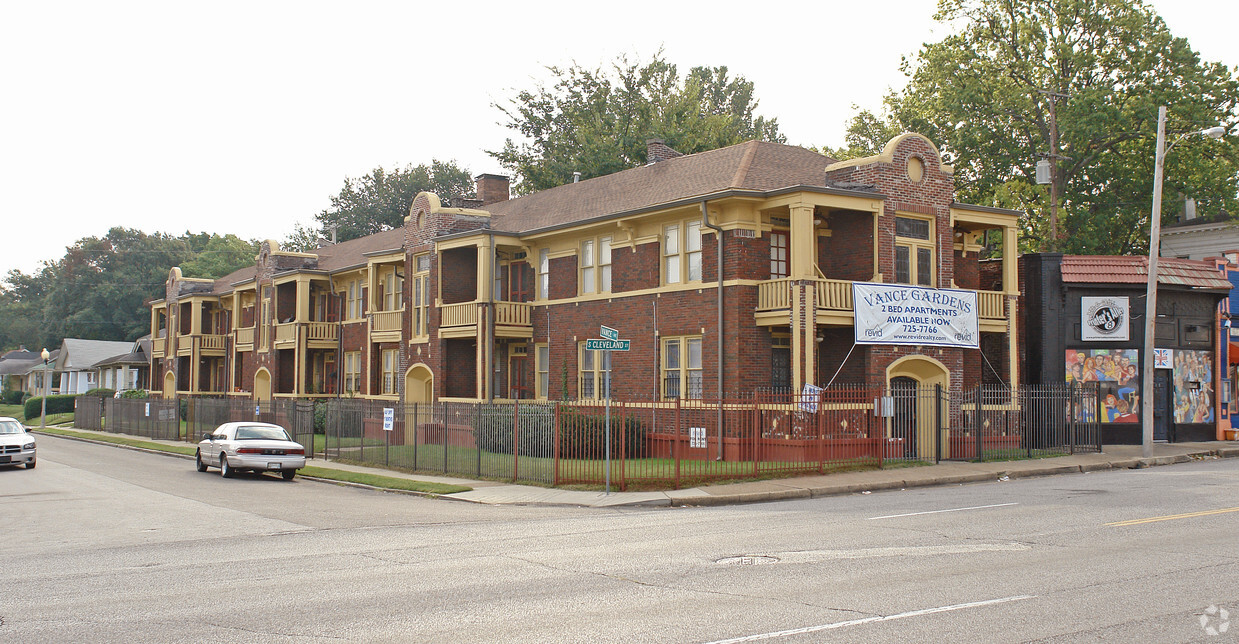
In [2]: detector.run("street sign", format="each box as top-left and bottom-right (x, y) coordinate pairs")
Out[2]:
(586, 339), (630, 351)
(600, 325), (619, 341)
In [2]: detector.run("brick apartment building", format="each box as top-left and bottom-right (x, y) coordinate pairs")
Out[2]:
(147, 133), (1020, 406)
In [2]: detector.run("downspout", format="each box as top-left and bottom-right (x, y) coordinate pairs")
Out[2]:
(329, 275), (341, 400)
(701, 201), (725, 460)
(489, 233), (497, 402)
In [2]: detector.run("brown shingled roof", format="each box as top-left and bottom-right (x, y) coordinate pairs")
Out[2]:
(487, 140), (847, 233)
(1060, 255), (1231, 291)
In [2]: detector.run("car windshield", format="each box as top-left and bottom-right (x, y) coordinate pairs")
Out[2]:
(0, 420), (25, 434)
(234, 426), (291, 441)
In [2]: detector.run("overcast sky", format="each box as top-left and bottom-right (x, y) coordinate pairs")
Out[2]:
(2, 0), (1236, 279)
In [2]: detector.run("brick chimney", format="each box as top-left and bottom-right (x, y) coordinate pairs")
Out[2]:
(646, 138), (683, 164)
(475, 174), (510, 206)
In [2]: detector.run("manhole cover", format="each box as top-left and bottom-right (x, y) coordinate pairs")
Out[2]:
(715, 555), (779, 566)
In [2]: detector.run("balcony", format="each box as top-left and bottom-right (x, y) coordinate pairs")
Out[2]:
(235, 326), (255, 348)
(275, 323), (298, 346)
(756, 278), (1008, 330)
(370, 309), (403, 343)
(307, 321), (338, 346)
(440, 301), (533, 339)
(152, 337), (166, 358)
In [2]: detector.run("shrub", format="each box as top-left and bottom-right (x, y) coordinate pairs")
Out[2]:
(558, 408), (648, 460)
(83, 388), (116, 398)
(1, 388), (24, 405)
(473, 404), (555, 457)
(20, 392), (31, 404)
(119, 389), (149, 399)
(313, 400), (327, 434)
(24, 394), (77, 419)
(179, 397), (188, 421)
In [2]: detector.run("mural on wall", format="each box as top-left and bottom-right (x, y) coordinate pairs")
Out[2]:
(1173, 350), (1214, 424)
(1065, 349), (1139, 423)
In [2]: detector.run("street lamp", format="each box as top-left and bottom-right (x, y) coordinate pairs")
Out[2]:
(40, 347), (50, 429)
(1141, 106), (1226, 458)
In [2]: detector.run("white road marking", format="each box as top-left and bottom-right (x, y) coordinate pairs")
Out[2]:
(703, 595), (1036, 643)
(867, 502), (1018, 520)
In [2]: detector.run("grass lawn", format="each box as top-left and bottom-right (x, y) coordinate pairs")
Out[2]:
(1, 402), (74, 426)
(32, 427), (470, 495)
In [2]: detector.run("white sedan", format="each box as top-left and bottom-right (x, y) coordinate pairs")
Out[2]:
(0, 417), (36, 469)
(196, 422), (306, 480)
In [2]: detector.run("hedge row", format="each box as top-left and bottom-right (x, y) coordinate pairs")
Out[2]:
(23, 394), (78, 419)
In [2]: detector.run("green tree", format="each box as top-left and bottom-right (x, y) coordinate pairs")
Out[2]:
(841, 0), (1239, 253)
(490, 52), (785, 194)
(0, 229), (259, 349)
(311, 161), (474, 243)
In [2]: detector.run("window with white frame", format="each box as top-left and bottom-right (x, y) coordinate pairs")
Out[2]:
(535, 343), (549, 399)
(345, 280), (363, 320)
(412, 254), (430, 338)
(382, 269), (402, 311)
(578, 343), (612, 399)
(381, 349), (398, 395)
(538, 248), (550, 299)
(770, 231), (789, 279)
(894, 216), (934, 287)
(662, 336), (702, 399)
(580, 236), (612, 294)
(343, 351), (361, 394)
(663, 221), (703, 284)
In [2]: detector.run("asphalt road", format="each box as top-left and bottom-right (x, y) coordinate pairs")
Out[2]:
(2, 435), (1237, 643)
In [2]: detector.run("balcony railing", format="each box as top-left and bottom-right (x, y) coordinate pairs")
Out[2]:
(275, 323), (298, 344)
(977, 290), (1005, 320)
(440, 301), (533, 330)
(441, 302), (479, 327)
(307, 321), (337, 341)
(199, 334), (226, 351)
(496, 302), (531, 326)
(235, 327), (255, 346)
(152, 337), (166, 356)
(371, 309), (403, 333)
(757, 279), (1007, 320)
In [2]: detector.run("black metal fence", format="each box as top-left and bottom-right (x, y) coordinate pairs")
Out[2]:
(64, 383), (1102, 489)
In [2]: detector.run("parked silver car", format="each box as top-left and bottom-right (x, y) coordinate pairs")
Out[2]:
(196, 422), (305, 480)
(0, 417), (36, 469)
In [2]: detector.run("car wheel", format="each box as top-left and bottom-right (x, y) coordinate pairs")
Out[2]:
(281, 469), (296, 481)
(220, 455), (235, 478)
(26, 458), (36, 469)
(195, 450), (208, 472)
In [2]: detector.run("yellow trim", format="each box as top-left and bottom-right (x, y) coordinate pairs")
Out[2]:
(825, 132), (955, 175)
(892, 212), (937, 287)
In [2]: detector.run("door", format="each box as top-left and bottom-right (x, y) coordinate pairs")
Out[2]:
(1153, 370), (1172, 442)
(508, 263), (530, 302)
(890, 376), (919, 458)
(510, 356), (529, 399)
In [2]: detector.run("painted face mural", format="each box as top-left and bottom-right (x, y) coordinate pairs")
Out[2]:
(1066, 349), (1139, 423)
(1172, 350), (1214, 424)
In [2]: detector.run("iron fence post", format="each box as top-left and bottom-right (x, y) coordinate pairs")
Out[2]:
(512, 400), (520, 482)
(974, 386), (983, 463)
(553, 402), (561, 487)
(674, 397), (681, 490)
(935, 384), (942, 464)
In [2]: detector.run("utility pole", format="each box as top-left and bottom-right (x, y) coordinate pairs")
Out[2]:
(1037, 90), (1070, 251)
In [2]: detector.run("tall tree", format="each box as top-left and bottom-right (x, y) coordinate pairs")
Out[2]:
(490, 52), (785, 194)
(0, 229), (259, 349)
(311, 161), (474, 243)
(840, 0), (1239, 253)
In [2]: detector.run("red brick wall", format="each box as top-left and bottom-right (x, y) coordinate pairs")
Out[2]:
(444, 338), (476, 398)
(548, 256), (577, 300)
(954, 249), (980, 290)
(440, 248), (477, 304)
(820, 210), (875, 281)
(614, 242), (660, 292)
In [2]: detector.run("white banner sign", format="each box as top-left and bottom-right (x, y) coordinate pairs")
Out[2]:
(1081, 296), (1129, 341)
(853, 282), (979, 348)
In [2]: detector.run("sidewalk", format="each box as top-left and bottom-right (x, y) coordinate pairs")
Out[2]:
(32, 426), (1239, 508)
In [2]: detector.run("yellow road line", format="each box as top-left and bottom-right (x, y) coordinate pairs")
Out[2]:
(1107, 506), (1239, 527)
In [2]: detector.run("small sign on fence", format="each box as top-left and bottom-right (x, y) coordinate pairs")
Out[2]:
(144, 402), (150, 417)
(383, 407), (394, 431)
(799, 383), (823, 413)
(689, 427), (707, 449)
(874, 396), (894, 418)
(1153, 348), (1173, 369)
